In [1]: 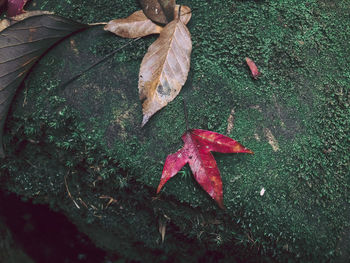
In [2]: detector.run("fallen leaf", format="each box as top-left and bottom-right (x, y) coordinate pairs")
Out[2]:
(139, 0), (175, 24)
(6, 0), (28, 17)
(104, 5), (191, 38)
(0, 14), (89, 157)
(106, 3), (193, 125)
(245, 57), (261, 79)
(157, 129), (253, 208)
(139, 19), (192, 126)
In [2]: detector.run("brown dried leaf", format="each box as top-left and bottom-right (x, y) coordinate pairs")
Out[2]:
(139, 19), (191, 126)
(104, 5), (191, 39)
(139, 0), (175, 24)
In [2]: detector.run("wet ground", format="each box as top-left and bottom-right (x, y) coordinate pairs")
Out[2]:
(0, 190), (115, 263)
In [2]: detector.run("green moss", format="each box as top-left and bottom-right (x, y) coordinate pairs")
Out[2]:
(1, 0), (349, 261)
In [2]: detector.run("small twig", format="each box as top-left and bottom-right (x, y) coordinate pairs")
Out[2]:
(93, 213), (103, 219)
(59, 37), (141, 89)
(247, 231), (257, 247)
(183, 98), (189, 130)
(25, 159), (37, 168)
(99, 195), (118, 209)
(77, 197), (88, 209)
(64, 172), (80, 209)
(90, 204), (98, 210)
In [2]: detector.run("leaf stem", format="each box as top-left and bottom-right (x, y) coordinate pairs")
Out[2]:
(59, 37), (141, 90)
(178, 5), (182, 21)
(88, 22), (108, 26)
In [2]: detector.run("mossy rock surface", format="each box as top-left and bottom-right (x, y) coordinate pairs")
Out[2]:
(1, 0), (349, 262)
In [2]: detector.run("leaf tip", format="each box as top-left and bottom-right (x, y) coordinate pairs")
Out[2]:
(141, 114), (150, 127)
(216, 198), (225, 209)
(156, 182), (164, 194)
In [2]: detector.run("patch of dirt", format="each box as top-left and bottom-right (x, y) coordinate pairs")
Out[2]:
(263, 127), (279, 152)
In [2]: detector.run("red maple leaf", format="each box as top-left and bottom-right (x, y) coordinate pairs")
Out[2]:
(157, 129), (253, 208)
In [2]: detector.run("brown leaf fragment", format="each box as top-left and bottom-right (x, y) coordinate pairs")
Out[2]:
(139, 0), (175, 24)
(0, 19), (10, 32)
(0, 11), (52, 32)
(104, 5), (191, 39)
(226, 108), (235, 135)
(10, 10), (53, 21)
(139, 19), (192, 126)
(0, 11), (53, 33)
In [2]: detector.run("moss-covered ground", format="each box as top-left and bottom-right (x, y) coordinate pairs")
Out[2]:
(1, 0), (349, 262)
